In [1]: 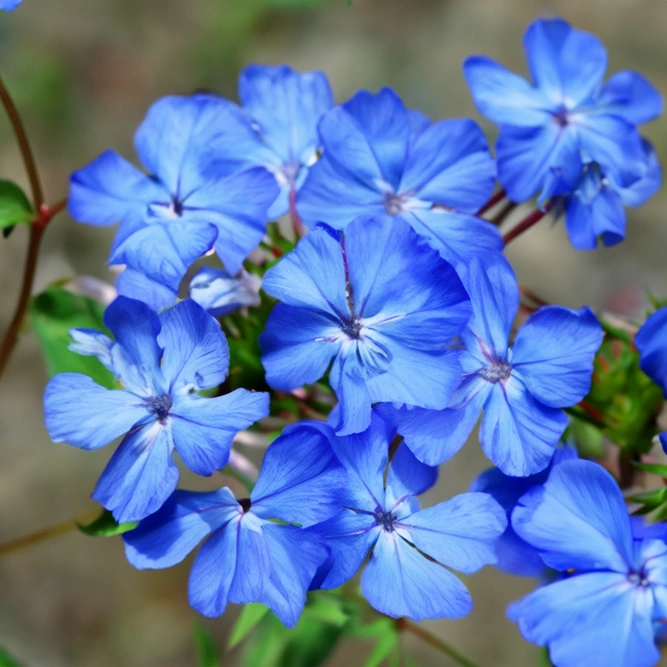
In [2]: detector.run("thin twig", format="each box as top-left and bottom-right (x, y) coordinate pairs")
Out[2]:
(489, 200), (517, 226)
(502, 203), (552, 246)
(477, 188), (506, 216)
(398, 619), (480, 667)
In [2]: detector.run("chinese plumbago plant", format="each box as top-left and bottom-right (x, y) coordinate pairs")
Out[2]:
(3, 12), (667, 667)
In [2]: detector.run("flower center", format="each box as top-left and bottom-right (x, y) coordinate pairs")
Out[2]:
(148, 394), (173, 423)
(552, 107), (569, 128)
(341, 317), (363, 339)
(374, 509), (396, 532)
(480, 361), (512, 384)
(629, 571), (650, 587)
(384, 192), (406, 216)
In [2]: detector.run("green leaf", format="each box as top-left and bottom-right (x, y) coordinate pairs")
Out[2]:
(240, 613), (289, 667)
(632, 461), (667, 478)
(362, 618), (399, 667)
(537, 646), (554, 667)
(0, 180), (33, 230)
(77, 509), (138, 537)
(305, 591), (349, 627)
(30, 286), (116, 388)
(228, 603), (270, 648)
(194, 621), (221, 667)
(0, 647), (23, 667)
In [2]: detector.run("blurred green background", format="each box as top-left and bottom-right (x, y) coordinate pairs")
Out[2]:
(0, 0), (666, 665)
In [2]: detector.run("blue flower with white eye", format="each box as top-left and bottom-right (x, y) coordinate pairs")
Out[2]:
(555, 139), (661, 251)
(259, 216), (472, 436)
(509, 459), (667, 667)
(470, 445), (577, 577)
(123, 422), (345, 626)
(296, 87), (501, 266)
(202, 64), (333, 219)
(383, 255), (603, 476)
(68, 95), (279, 307)
(0, 0), (21, 10)
(43, 297), (269, 523)
(310, 414), (506, 621)
(464, 17), (662, 205)
(189, 266), (262, 317)
(636, 306), (667, 453)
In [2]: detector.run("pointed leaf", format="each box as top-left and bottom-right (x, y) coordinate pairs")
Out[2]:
(194, 622), (221, 667)
(0, 180), (33, 230)
(228, 603), (271, 648)
(77, 508), (138, 537)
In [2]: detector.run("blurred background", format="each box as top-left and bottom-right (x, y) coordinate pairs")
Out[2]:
(0, 0), (666, 665)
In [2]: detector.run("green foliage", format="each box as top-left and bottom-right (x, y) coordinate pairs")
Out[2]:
(0, 180), (33, 238)
(77, 509), (138, 537)
(194, 622), (221, 667)
(234, 590), (404, 667)
(29, 286), (116, 388)
(0, 647), (23, 667)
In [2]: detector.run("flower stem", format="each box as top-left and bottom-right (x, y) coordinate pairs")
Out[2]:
(502, 204), (552, 246)
(397, 619), (480, 667)
(489, 200), (517, 226)
(289, 186), (306, 238)
(477, 188), (506, 216)
(0, 510), (99, 558)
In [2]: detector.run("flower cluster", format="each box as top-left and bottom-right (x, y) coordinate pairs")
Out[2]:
(38, 14), (667, 667)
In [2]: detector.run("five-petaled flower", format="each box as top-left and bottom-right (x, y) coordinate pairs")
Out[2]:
(44, 297), (269, 523)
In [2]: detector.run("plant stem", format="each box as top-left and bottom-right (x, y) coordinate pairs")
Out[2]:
(0, 72), (43, 209)
(489, 200), (517, 226)
(477, 188), (506, 216)
(289, 186), (306, 238)
(398, 619), (480, 667)
(502, 203), (552, 246)
(0, 510), (98, 558)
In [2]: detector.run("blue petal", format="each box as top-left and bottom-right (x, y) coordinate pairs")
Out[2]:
(134, 94), (236, 195)
(158, 299), (229, 393)
(381, 377), (490, 466)
(398, 118), (495, 209)
(361, 531), (473, 621)
(44, 373), (147, 450)
(189, 267), (261, 317)
(109, 220), (218, 288)
(512, 459), (634, 573)
(0, 0), (22, 11)
(661, 433), (667, 454)
(480, 379), (568, 476)
(170, 390), (269, 475)
(238, 64), (332, 165)
(334, 88), (410, 191)
(385, 445), (438, 506)
(460, 254), (519, 356)
(115, 268), (178, 311)
(260, 304), (340, 391)
(310, 511), (379, 589)
(574, 114), (645, 188)
(296, 153), (385, 229)
(598, 70), (663, 125)
(262, 224), (348, 315)
(184, 167), (279, 275)
(228, 513), (272, 603)
(509, 572), (658, 667)
(68, 328), (114, 373)
(258, 524), (328, 628)
(636, 306), (667, 396)
(103, 296), (165, 397)
(511, 306), (602, 407)
(123, 487), (240, 569)
(564, 168), (627, 250)
(617, 139), (662, 208)
(463, 56), (553, 126)
(68, 150), (166, 226)
(398, 492), (506, 573)
(523, 18), (607, 107)
(329, 354), (374, 436)
(250, 421), (345, 527)
(92, 422), (179, 523)
(405, 210), (503, 266)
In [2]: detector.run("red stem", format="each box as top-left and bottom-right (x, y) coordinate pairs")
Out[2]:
(502, 203), (552, 246)
(289, 187), (306, 238)
(477, 188), (506, 216)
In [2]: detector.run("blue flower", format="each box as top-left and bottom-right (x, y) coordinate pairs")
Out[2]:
(0, 0), (21, 10)
(464, 17), (662, 205)
(296, 87), (501, 265)
(556, 139), (661, 250)
(189, 266), (262, 317)
(68, 95), (279, 306)
(383, 256), (603, 475)
(636, 306), (667, 452)
(509, 459), (667, 667)
(43, 297), (269, 523)
(204, 64), (333, 219)
(123, 422), (345, 626)
(470, 445), (577, 577)
(310, 414), (506, 621)
(259, 216), (472, 435)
